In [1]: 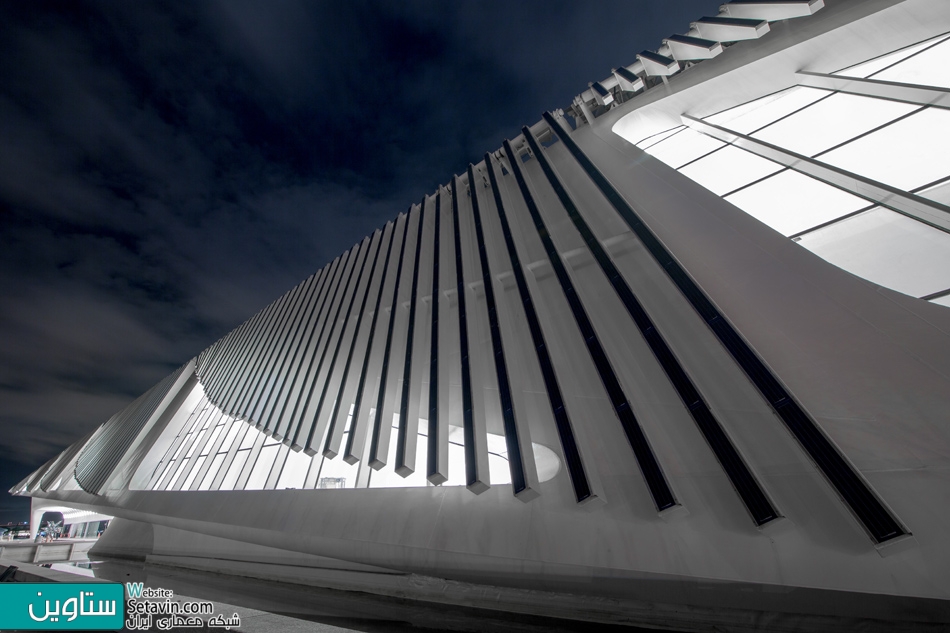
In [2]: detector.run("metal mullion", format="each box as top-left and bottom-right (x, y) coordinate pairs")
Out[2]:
(74, 399), (134, 484)
(233, 285), (304, 421)
(787, 203), (877, 240)
(188, 410), (231, 490)
(467, 162), (539, 500)
(226, 292), (296, 418)
(200, 323), (247, 406)
(274, 253), (350, 443)
(188, 406), (226, 460)
(234, 432), (268, 491)
(799, 72), (950, 110)
(547, 111), (908, 543)
(856, 32), (950, 81)
(506, 136), (677, 513)
(739, 88), (836, 138)
(216, 304), (276, 417)
(921, 287), (950, 301)
(485, 151), (598, 505)
(246, 275), (316, 428)
(79, 372), (172, 492)
(146, 399), (206, 489)
(90, 390), (157, 491)
(452, 175), (491, 493)
(162, 399), (213, 492)
(527, 125), (783, 523)
(267, 257), (341, 439)
(210, 419), (252, 490)
(343, 213), (409, 464)
(426, 190), (450, 485)
(26, 457), (58, 493)
(196, 331), (225, 381)
(201, 315), (247, 386)
(296, 233), (379, 454)
(719, 166), (792, 199)
(101, 375), (180, 489)
(249, 272), (322, 431)
(812, 105), (926, 159)
(287, 240), (369, 450)
(160, 454), (192, 492)
(396, 197), (435, 475)
(323, 223), (395, 459)
(40, 434), (89, 491)
(264, 444), (291, 490)
(370, 208), (418, 469)
(195, 340), (220, 383)
(203, 308), (263, 404)
(39, 437), (83, 491)
(683, 114), (950, 234)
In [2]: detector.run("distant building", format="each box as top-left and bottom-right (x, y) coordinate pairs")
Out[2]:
(13, 1), (950, 629)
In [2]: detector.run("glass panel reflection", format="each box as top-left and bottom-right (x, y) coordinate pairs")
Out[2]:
(646, 127), (725, 169)
(797, 207), (950, 297)
(706, 86), (830, 134)
(725, 169), (870, 236)
(918, 178), (950, 206)
(834, 33), (950, 78)
(752, 93), (917, 157)
(870, 36), (950, 88)
(679, 145), (782, 196)
(636, 126), (685, 149)
(819, 107), (950, 191)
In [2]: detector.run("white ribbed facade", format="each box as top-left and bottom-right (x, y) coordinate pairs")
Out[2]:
(13, 1), (950, 630)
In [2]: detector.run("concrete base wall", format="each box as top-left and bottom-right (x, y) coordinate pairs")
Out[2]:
(87, 518), (950, 633)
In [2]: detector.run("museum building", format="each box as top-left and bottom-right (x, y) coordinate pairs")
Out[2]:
(13, 1), (950, 630)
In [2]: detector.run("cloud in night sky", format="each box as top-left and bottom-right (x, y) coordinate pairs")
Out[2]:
(0, 0), (716, 521)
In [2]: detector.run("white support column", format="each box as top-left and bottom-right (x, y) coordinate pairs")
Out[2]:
(429, 186), (455, 485)
(454, 175), (491, 494)
(302, 231), (380, 456)
(474, 158), (542, 500)
(279, 251), (353, 446)
(399, 196), (437, 476)
(372, 205), (422, 470)
(350, 213), (408, 465)
(332, 221), (397, 463)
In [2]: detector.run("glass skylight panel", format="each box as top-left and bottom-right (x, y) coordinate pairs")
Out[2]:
(245, 444), (279, 490)
(275, 446), (312, 489)
(182, 456), (206, 489)
(918, 179), (950, 206)
(645, 127), (725, 169)
(678, 145), (782, 196)
(871, 37), (950, 88)
(197, 454), (225, 490)
(796, 207), (950, 297)
(834, 34), (950, 78)
(636, 125), (685, 149)
(166, 459), (190, 490)
(221, 450), (250, 490)
(488, 454), (511, 485)
(819, 107), (950, 191)
(724, 170), (870, 236)
(752, 93), (917, 157)
(705, 86), (830, 134)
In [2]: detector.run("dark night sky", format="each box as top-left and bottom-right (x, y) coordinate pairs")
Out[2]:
(0, 0), (716, 522)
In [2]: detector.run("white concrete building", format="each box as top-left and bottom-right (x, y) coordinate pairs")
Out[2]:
(13, 1), (950, 630)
